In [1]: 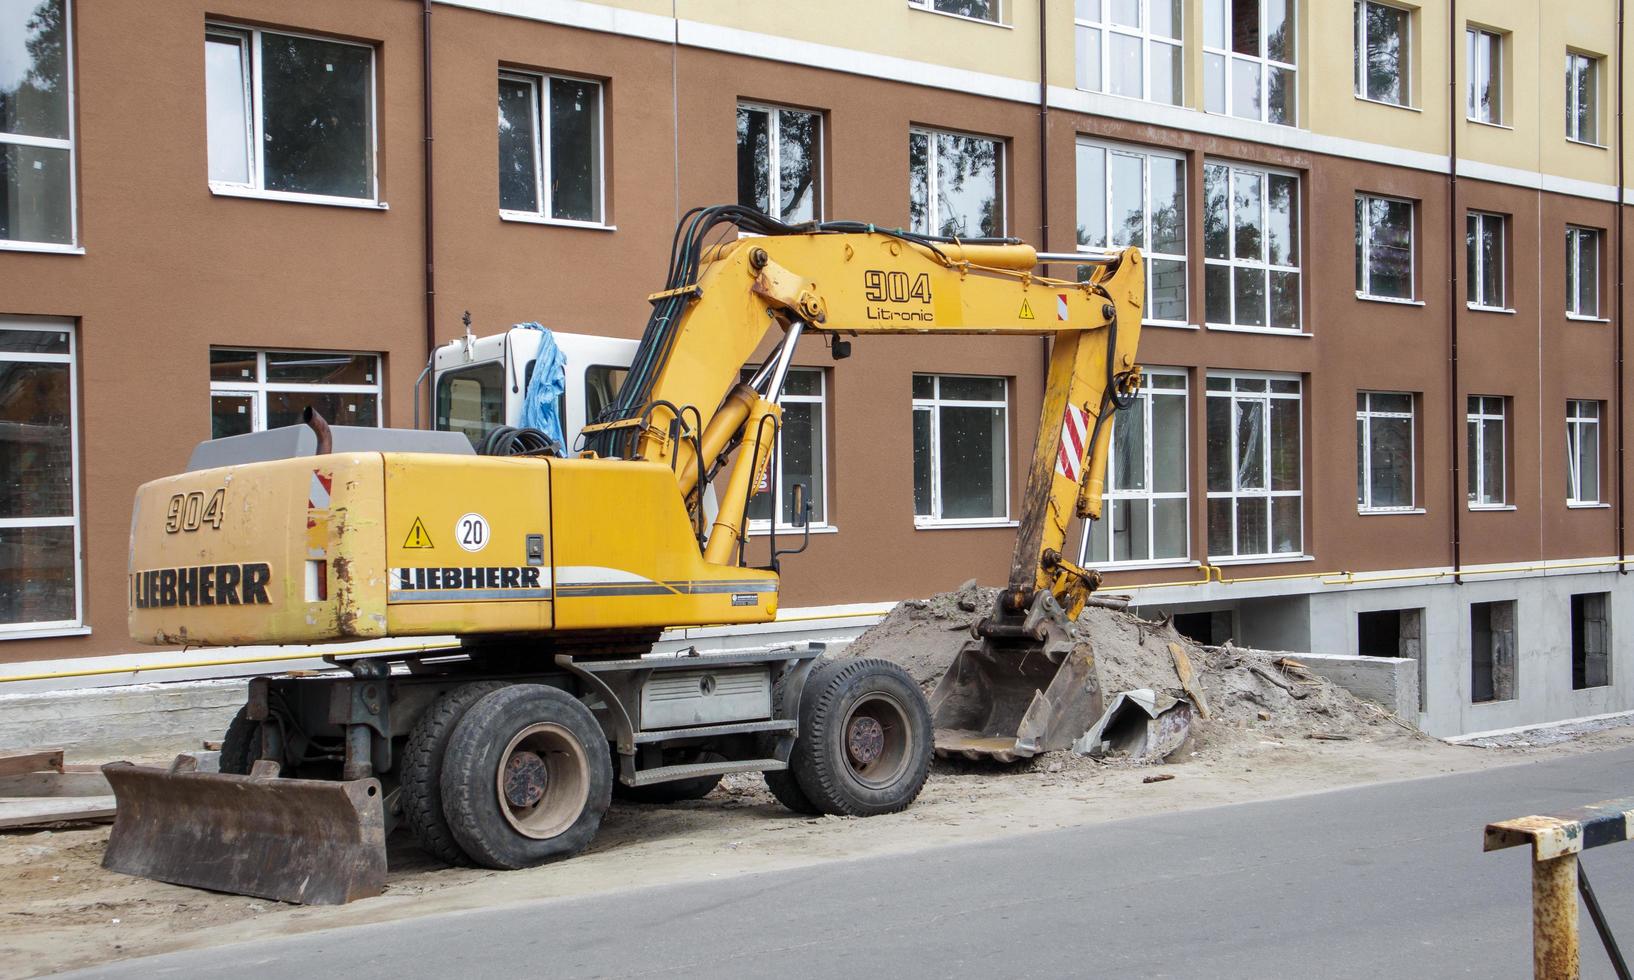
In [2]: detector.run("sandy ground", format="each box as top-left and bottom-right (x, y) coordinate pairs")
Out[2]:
(5, 723), (1634, 979)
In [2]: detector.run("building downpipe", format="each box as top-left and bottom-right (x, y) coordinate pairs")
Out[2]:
(1448, 0), (1463, 583)
(1039, 0), (1053, 385)
(1617, 0), (1627, 573)
(421, 0), (438, 429)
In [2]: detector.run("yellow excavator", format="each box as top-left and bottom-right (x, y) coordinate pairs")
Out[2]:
(103, 206), (1144, 904)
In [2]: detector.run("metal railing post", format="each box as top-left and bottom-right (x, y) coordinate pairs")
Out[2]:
(1534, 853), (1581, 978)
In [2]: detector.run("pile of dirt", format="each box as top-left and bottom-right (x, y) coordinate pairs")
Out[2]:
(844, 585), (1413, 761)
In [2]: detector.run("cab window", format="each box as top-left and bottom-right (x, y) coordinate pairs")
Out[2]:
(435, 363), (504, 448)
(585, 364), (629, 424)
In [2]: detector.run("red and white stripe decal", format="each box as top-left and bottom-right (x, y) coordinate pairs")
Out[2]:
(307, 470), (333, 530)
(1056, 293), (1070, 321)
(1055, 404), (1088, 483)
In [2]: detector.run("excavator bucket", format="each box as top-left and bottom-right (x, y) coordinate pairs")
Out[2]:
(101, 757), (386, 905)
(927, 594), (1103, 763)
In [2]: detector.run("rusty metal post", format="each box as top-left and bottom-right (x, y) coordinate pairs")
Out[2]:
(1533, 853), (1581, 979)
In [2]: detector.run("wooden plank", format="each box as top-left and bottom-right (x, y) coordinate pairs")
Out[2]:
(0, 771), (111, 798)
(0, 795), (116, 829)
(1168, 643), (1213, 720)
(0, 750), (64, 778)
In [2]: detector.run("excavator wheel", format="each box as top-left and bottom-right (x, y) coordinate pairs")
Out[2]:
(399, 681), (507, 865)
(612, 750), (723, 804)
(217, 706), (262, 775)
(441, 685), (612, 870)
(764, 667), (821, 815)
(789, 658), (932, 817)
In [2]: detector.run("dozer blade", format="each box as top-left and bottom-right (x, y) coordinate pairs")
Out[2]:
(927, 594), (1102, 762)
(101, 757), (386, 905)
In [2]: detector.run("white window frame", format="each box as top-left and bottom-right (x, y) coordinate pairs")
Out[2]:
(1074, 0), (1184, 105)
(1202, 0), (1297, 126)
(0, 0), (79, 253)
(1080, 368), (1189, 568)
(1077, 140), (1188, 327)
(1466, 210), (1507, 311)
(1467, 395), (1507, 508)
(209, 349), (384, 434)
(497, 70), (607, 229)
(1466, 26), (1502, 125)
(1566, 51), (1602, 146)
(908, 0), (1002, 25)
(1354, 0), (1413, 108)
(1566, 225), (1602, 318)
(1567, 399), (1602, 506)
(909, 127), (1006, 238)
(913, 374), (1012, 528)
(1356, 192), (1416, 301)
(0, 318), (83, 637)
(1203, 160), (1302, 332)
(747, 367), (830, 534)
(736, 101), (824, 223)
(204, 23), (382, 209)
(1206, 372), (1303, 560)
(1356, 391), (1415, 513)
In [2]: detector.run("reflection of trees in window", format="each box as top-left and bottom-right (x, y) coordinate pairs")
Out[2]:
(1355, 1), (1409, 106)
(910, 130), (1002, 238)
(916, 0), (998, 22)
(260, 34), (373, 198)
(0, 0), (67, 137)
(737, 105), (819, 223)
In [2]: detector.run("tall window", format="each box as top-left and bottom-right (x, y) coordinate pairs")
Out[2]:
(498, 72), (604, 225)
(1466, 395), (1506, 507)
(1, 0), (73, 247)
(1356, 392), (1414, 512)
(1466, 211), (1506, 310)
(1074, 0), (1183, 105)
(1354, 1), (1411, 106)
(1083, 370), (1187, 565)
(1566, 52), (1601, 144)
(1571, 592), (1610, 690)
(1466, 27), (1502, 124)
(737, 103), (820, 224)
(913, 375), (1008, 524)
(206, 25), (377, 203)
(1076, 142), (1186, 324)
(744, 367), (827, 529)
(210, 349), (383, 437)
(909, 0), (999, 22)
(1566, 226), (1601, 318)
(1203, 0), (1296, 126)
(1206, 374), (1302, 559)
(0, 319), (79, 632)
(1203, 163), (1300, 330)
(1356, 194), (1414, 300)
(910, 128), (1003, 238)
(1566, 400), (1602, 506)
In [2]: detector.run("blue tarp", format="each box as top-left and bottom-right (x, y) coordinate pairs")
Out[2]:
(515, 322), (566, 448)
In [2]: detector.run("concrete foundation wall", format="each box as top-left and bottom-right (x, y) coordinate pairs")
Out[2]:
(1292, 652), (1420, 729)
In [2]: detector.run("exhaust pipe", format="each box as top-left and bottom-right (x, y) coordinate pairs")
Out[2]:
(303, 405), (333, 455)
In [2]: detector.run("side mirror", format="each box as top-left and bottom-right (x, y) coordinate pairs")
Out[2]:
(790, 483), (808, 528)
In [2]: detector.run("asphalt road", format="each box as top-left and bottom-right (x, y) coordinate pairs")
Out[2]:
(54, 748), (1634, 979)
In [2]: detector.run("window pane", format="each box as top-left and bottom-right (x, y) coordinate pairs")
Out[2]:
(1365, 197), (1413, 298)
(1478, 31), (1499, 122)
(1575, 56), (1598, 142)
(1204, 53), (1226, 114)
(1266, 0), (1293, 63)
(1075, 143), (1106, 249)
(1363, 2), (1408, 105)
(260, 33), (373, 199)
(1481, 416), (1504, 503)
(498, 78), (538, 213)
(1077, 25), (1103, 92)
(1231, 57), (1262, 119)
(1235, 398), (1265, 490)
(548, 78), (600, 222)
(737, 106), (771, 214)
(1267, 66), (1294, 125)
(1111, 498), (1149, 562)
(1271, 495), (1301, 553)
(1207, 496), (1233, 555)
(0, 142), (71, 245)
(931, 0), (997, 20)
(0, 0), (68, 139)
(1204, 265), (1231, 325)
(1109, 31), (1142, 97)
(1266, 174), (1297, 266)
(1203, 164), (1229, 259)
(1151, 391), (1186, 492)
(1152, 0), (1180, 37)
(1356, 417), (1366, 505)
(206, 36), (251, 184)
(1151, 258), (1187, 322)
(1466, 214), (1480, 304)
(908, 132), (931, 235)
(1205, 0), (1226, 48)
(781, 368), (821, 397)
(1578, 232), (1599, 316)
(1236, 496), (1267, 554)
(0, 329), (66, 354)
(0, 525), (74, 625)
(210, 349), (257, 383)
(1270, 270), (1300, 329)
(1466, 417), (1479, 500)
(1110, 0), (1139, 27)
(939, 406), (1004, 518)
(1481, 216), (1503, 308)
(779, 401), (823, 523)
(1112, 399), (1145, 491)
(1232, 170), (1262, 261)
(267, 390), (378, 430)
(1109, 152), (1143, 248)
(1231, 0), (1261, 55)
(934, 133), (1000, 238)
(1369, 415), (1412, 507)
(912, 374), (934, 399)
(1086, 509), (1109, 564)
(1373, 392), (1411, 414)
(1206, 394), (1231, 491)
(1233, 267), (1267, 327)
(0, 360), (71, 518)
(1149, 42), (1181, 104)
(1150, 157), (1184, 255)
(778, 109), (819, 223)
(1270, 396), (1299, 490)
(940, 376), (1005, 401)
(1153, 497), (1186, 559)
(211, 393), (254, 439)
(435, 363), (504, 449)
(913, 407), (933, 515)
(266, 352), (376, 385)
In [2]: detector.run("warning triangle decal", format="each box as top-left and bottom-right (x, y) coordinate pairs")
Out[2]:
(1019, 297), (1036, 320)
(403, 517), (434, 549)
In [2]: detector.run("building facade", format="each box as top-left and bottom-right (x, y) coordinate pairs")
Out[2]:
(1, 0), (1632, 736)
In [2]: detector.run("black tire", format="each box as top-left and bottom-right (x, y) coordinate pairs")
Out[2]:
(399, 681), (507, 865)
(441, 685), (612, 870)
(218, 706), (261, 775)
(763, 666), (821, 815)
(612, 750), (724, 804)
(790, 658), (932, 817)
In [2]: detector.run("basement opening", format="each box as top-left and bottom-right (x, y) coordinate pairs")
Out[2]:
(1172, 609), (1233, 646)
(1358, 608), (1425, 710)
(1470, 600), (1517, 704)
(1571, 592), (1610, 690)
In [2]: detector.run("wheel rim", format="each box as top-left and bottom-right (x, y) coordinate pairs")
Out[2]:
(842, 692), (912, 790)
(494, 722), (590, 840)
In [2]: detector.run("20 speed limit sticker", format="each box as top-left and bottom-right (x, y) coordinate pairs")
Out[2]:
(455, 513), (489, 552)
